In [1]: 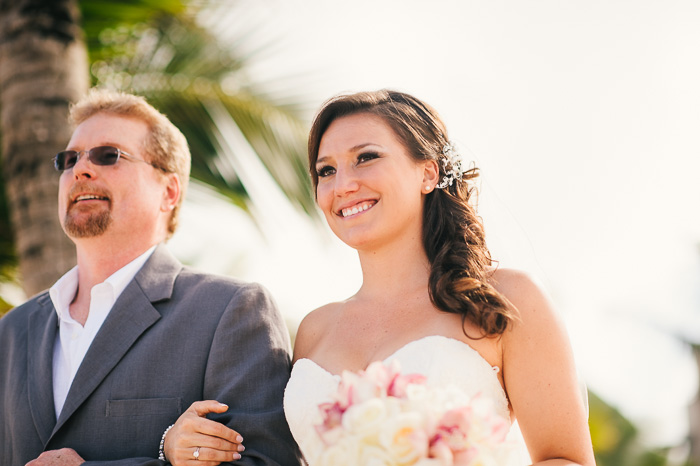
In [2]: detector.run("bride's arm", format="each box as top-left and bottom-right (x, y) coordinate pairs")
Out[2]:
(495, 269), (596, 466)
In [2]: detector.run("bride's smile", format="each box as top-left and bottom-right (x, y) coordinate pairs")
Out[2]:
(338, 199), (376, 218)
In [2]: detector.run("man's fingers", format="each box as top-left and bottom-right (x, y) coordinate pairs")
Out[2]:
(194, 429), (247, 451)
(166, 401), (244, 465)
(170, 442), (242, 466)
(194, 445), (242, 463)
(196, 418), (243, 444)
(174, 417), (242, 446)
(184, 401), (243, 444)
(189, 400), (229, 417)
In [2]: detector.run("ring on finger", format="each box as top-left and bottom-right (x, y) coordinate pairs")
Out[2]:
(193, 446), (200, 460)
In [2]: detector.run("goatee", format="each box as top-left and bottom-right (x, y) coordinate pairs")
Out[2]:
(64, 210), (111, 238)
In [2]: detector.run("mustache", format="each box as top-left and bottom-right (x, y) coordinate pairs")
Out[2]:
(67, 182), (112, 203)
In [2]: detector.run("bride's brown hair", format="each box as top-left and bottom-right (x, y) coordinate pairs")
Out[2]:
(308, 89), (514, 336)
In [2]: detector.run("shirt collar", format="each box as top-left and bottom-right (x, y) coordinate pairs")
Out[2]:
(49, 245), (158, 322)
(49, 266), (78, 321)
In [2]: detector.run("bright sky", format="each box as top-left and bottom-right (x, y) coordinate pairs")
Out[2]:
(170, 0), (700, 448)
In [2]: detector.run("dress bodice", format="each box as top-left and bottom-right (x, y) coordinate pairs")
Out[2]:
(284, 335), (529, 465)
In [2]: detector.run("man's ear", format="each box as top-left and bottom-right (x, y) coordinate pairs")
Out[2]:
(161, 173), (181, 212)
(421, 159), (440, 193)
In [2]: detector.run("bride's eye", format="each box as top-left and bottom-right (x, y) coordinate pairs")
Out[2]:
(357, 152), (379, 164)
(316, 165), (335, 178)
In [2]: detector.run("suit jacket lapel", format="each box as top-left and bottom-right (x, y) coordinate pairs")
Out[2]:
(52, 245), (182, 435)
(27, 294), (60, 446)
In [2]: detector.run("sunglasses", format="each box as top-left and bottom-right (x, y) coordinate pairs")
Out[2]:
(53, 146), (165, 172)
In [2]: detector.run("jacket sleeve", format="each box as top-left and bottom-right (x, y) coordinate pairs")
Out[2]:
(201, 282), (302, 466)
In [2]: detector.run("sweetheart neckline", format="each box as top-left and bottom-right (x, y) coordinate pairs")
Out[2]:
(285, 336), (527, 464)
(293, 334), (500, 380)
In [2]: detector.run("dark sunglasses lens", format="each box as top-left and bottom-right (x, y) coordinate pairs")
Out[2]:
(90, 146), (120, 166)
(55, 151), (78, 170)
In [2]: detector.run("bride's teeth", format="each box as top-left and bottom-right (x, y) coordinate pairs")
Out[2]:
(341, 202), (375, 218)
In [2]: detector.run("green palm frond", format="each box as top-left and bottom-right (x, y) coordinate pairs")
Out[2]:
(0, 167), (18, 283)
(80, 0), (188, 57)
(86, 4), (317, 220)
(0, 126), (18, 283)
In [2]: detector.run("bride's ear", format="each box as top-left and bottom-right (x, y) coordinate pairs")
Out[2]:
(421, 160), (440, 194)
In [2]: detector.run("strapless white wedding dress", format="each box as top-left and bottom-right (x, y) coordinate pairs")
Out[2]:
(284, 335), (530, 465)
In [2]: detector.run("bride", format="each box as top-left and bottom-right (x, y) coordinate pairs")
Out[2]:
(164, 90), (595, 466)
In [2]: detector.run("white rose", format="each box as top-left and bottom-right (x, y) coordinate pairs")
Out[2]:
(405, 383), (429, 402)
(403, 386), (434, 419)
(414, 459), (446, 466)
(342, 397), (396, 436)
(421, 384), (469, 414)
(359, 444), (399, 466)
(379, 412), (429, 465)
(440, 384), (470, 409)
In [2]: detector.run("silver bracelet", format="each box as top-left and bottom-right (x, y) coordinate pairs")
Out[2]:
(158, 424), (175, 461)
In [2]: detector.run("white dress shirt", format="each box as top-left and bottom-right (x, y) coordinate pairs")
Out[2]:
(50, 246), (156, 419)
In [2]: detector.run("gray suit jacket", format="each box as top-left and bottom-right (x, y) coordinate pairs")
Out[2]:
(0, 245), (302, 466)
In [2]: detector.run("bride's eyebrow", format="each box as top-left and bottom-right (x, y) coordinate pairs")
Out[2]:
(351, 142), (378, 151)
(317, 143), (382, 164)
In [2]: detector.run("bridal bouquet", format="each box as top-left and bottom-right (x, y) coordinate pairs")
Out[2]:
(310, 360), (516, 466)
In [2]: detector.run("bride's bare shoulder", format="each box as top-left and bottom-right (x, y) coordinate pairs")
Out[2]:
(487, 267), (547, 302)
(292, 302), (343, 362)
(486, 266), (567, 348)
(488, 267), (542, 299)
(486, 267), (557, 324)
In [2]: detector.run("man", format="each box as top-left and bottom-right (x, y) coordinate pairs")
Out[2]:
(0, 89), (301, 465)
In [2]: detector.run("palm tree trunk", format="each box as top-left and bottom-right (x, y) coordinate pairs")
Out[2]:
(0, 0), (88, 296)
(690, 343), (700, 464)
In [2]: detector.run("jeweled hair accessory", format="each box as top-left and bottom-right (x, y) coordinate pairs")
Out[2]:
(436, 141), (466, 189)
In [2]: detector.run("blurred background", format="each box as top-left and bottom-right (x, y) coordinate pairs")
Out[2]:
(0, 1), (698, 465)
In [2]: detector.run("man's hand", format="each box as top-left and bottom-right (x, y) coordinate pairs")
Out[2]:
(25, 448), (84, 466)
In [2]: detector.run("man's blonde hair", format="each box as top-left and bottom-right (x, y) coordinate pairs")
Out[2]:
(69, 88), (191, 237)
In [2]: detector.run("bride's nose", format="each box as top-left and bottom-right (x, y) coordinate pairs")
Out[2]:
(333, 167), (360, 196)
